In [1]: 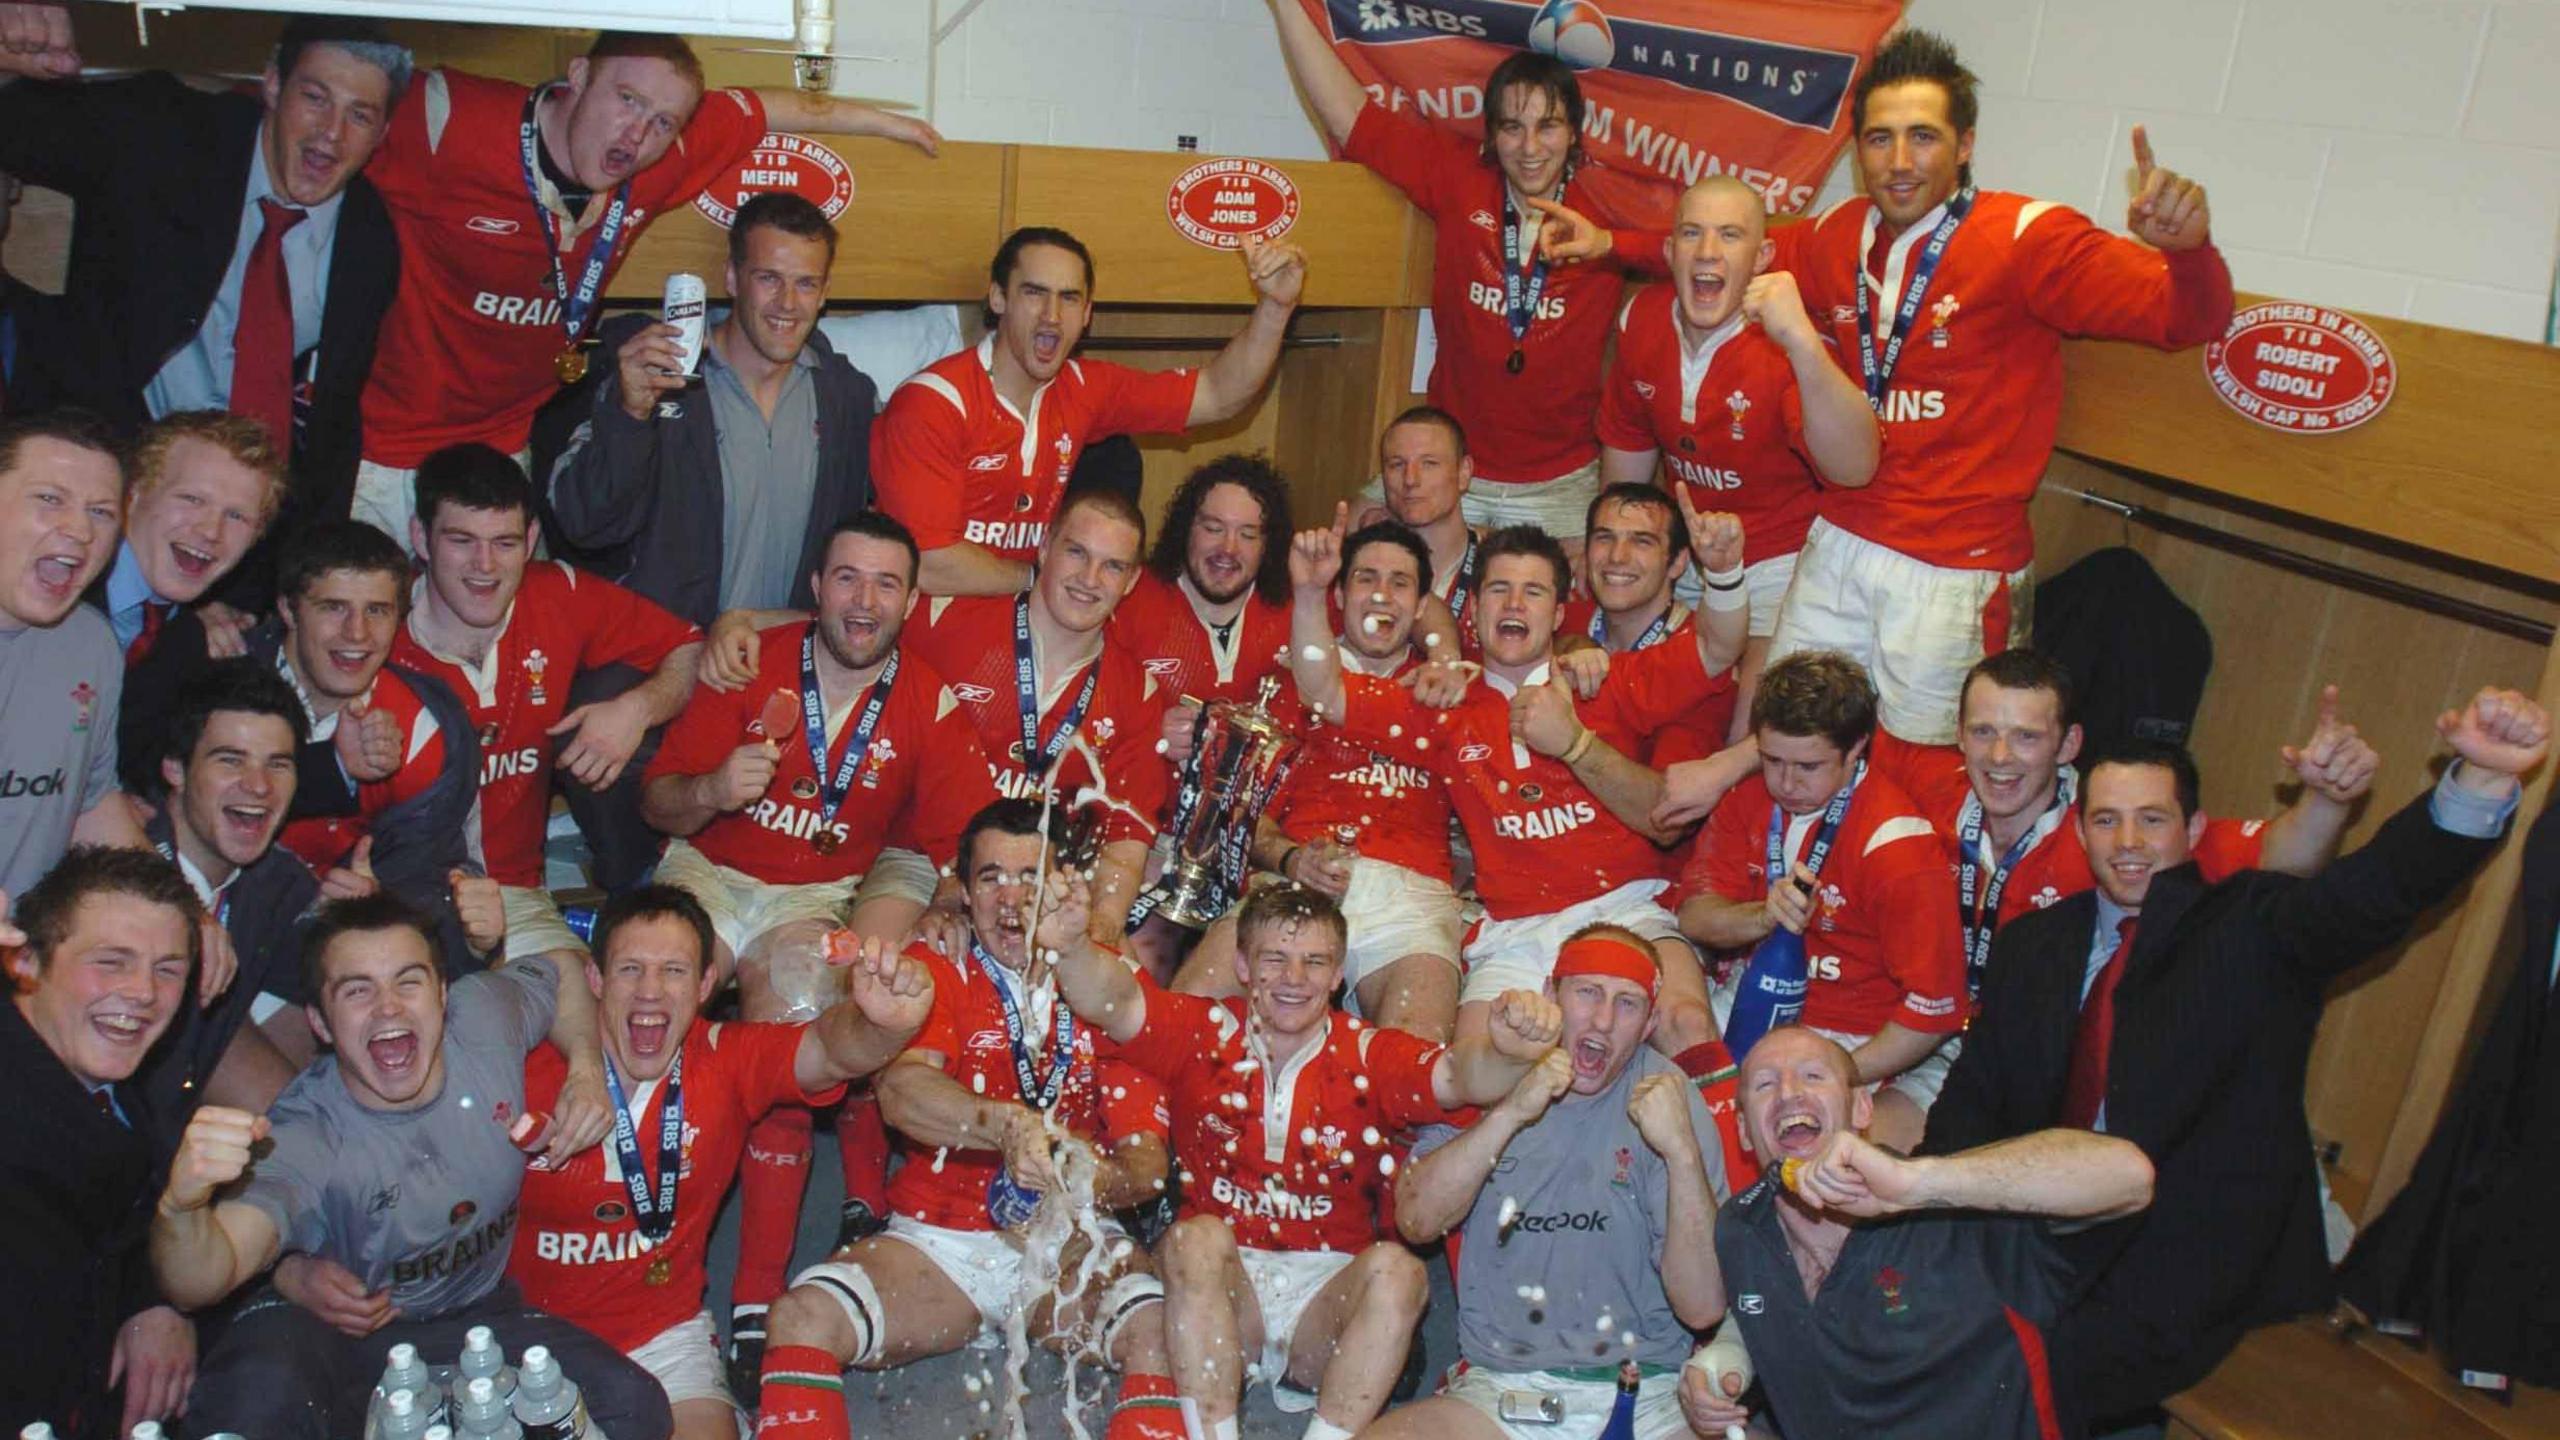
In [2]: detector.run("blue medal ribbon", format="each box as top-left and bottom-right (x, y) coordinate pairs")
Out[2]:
(1013, 592), (1100, 780)
(971, 940), (1075, 1111)
(1954, 766), (2075, 996)
(1854, 185), (1975, 413)
(1589, 605), (1672, 652)
(602, 1050), (683, 1242)
(518, 85), (634, 358)
(1767, 759), (1865, 898)
(798, 631), (898, 830)
(1500, 178), (1567, 370)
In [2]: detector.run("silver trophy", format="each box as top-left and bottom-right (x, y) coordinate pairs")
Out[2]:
(1139, 676), (1300, 928)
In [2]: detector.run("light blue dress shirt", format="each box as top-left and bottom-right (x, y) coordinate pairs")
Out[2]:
(102, 541), (164, 649)
(143, 123), (342, 418)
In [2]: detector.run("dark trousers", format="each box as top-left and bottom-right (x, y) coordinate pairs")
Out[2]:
(185, 1282), (672, 1440)
(562, 664), (667, 893)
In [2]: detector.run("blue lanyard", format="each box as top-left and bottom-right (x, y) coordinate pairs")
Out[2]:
(1855, 186), (1975, 412)
(1589, 605), (1671, 652)
(518, 85), (633, 352)
(798, 632), (898, 825)
(1955, 766), (2075, 993)
(601, 1051), (683, 1242)
(972, 940), (1076, 1111)
(1013, 593), (1099, 779)
(1766, 760), (1865, 893)
(1500, 178), (1567, 368)
(1448, 533), (1480, 632)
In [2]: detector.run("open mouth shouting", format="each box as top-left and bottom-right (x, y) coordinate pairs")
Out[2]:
(626, 1010), (672, 1059)
(168, 540), (222, 585)
(217, 800), (275, 850)
(32, 547), (90, 602)
(1769, 1103), (1828, 1157)
(1030, 326), (1063, 367)
(367, 1025), (422, 1079)
(1570, 1030), (1613, 1081)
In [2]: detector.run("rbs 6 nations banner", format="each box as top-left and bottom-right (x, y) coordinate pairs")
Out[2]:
(1301, 0), (1902, 224)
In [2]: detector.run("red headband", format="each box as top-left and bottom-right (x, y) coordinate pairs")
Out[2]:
(1552, 935), (1658, 1000)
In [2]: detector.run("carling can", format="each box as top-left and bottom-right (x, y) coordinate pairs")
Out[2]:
(663, 273), (707, 375)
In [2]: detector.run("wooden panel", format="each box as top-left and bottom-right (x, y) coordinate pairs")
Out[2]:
(1271, 308), (1390, 524)
(2166, 1320), (2515, 1440)
(1063, 309), (1285, 525)
(1005, 146), (1427, 310)
(2029, 457), (2556, 1215)
(2056, 297), (2560, 586)
(607, 138), (1007, 302)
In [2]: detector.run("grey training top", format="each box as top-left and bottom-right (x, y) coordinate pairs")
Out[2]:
(704, 340), (823, 615)
(240, 958), (559, 1318)
(1413, 1049), (1731, 1372)
(0, 607), (123, 900)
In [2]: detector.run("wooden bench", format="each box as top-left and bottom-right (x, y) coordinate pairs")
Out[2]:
(2165, 1318), (2560, 1440)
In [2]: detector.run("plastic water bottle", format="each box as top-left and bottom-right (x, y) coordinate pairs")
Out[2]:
(511, 1345), (592, 1440)
(454, 1377), (524, 1440)
(20, 1425), (56, 1440)
(560, 904), (600, 944)
(1721, 927), (1808, 1062)
(424, 1429), (454, 1440)
(1595, 1360), (1641, 1440)
(379, 1387), (432, 1440)
(459, 1325), (518, 1401)
(375, 1340), (448, 1429)
(128, 1425), (165, 1440)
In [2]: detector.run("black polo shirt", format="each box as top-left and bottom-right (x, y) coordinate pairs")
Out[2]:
(1716, 1176), (2075, 1439)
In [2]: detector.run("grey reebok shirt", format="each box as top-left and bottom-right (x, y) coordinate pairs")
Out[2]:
(241, 958), (559, 1318)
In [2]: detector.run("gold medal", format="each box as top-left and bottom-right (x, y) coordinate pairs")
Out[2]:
(812, 831), (840, 856)
(644, 1254), (672, 1286)
(555, 346), (590, 384)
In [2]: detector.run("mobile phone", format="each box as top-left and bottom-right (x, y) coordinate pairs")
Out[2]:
(1496, 1391), (1565, 1425)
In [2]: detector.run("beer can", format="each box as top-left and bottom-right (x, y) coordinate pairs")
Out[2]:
(985, 1171), (1043, 1230)
(664, 272), (708, 375)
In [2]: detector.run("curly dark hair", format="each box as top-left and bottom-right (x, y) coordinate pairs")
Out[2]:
(1146, 453), (1293, 607)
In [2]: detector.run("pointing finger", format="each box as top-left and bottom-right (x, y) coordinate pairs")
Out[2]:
(2131, 123), (2155, 178)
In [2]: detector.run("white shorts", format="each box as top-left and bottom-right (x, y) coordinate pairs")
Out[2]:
(1765, 517), (2034, 746)
(353, 449), (531, 543)
(653, 838), (863, 959)
(1360, 458), (1604, 541)
(1461, 879), (1684, 1007)
(1443, 1362), (1690, 1440)
(872, 1215), (1140, 1347)
(1674, 549), (1798, 640)
(500, 884), (588, 962)
(1802, 1024), (1954, 1111)
(628, 1309), (743, 1429)
(1338, 857), (1465, 997)
(1237, 1245), (1357, 1409)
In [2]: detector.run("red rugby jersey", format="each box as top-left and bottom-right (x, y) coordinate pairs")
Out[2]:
(1105, 991), (1453, 1253)
(275, 660), (451, 873)
(1109, 570), (1293, 708)
(510, 1021), (837, 1352)
(1342, 102), (1656, 484)
(359, 70), (766, 465)
(887, 942), (1171, 1232)
(1263, 661), (1454, 885)
(1676, 769), (1968, 1037)
(902, 595), (1171, 846)
(1551, 602), (1725, 769)
(642, 625), (994, 884)
(1333, 640), (1728, 920)
(872, 339), (1196, 560)
(391, 562), (698, 887)
(1770, 192), (2232, 571)
(1597, 286), (1823, 566)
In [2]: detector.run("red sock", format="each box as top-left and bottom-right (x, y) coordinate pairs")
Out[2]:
(754, 1344), (849, 1440)
(1676, 1040), (1759, 1193)
(834, 1090), (890, 1214)
(1104, 1372), (1186, 1440)
(737, 1106), (815, 1307)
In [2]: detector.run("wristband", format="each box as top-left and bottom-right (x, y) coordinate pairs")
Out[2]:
(1701, 564), (1748, 613)
(1559, 725), (1598, 767)
(1276, 845), (1302, 877)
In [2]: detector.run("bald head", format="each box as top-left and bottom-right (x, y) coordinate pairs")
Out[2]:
(1667, 177), (1775, 332)
(1738, 1025), (1872, 1168)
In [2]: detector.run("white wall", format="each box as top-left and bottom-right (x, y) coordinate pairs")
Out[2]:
(843, 0), (2560, 342)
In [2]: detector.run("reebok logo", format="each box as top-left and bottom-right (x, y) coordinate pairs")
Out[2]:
(0, 768), (67, 798)
(1511, 1209), (1610, 1234)
(466, 216), (521, 234)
